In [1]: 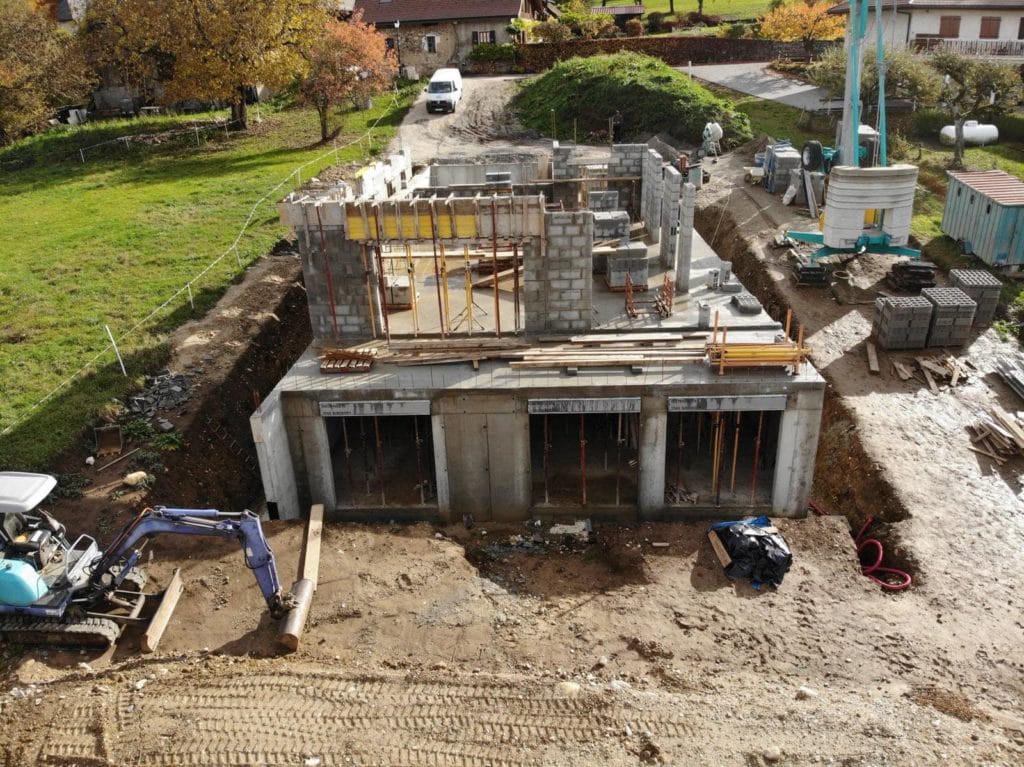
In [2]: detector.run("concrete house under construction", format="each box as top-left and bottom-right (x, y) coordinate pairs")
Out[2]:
(251, 143), (825, 523)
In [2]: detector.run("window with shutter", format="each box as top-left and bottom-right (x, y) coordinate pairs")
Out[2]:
(472, 31), (479, 44)
(1019, 17), (1024, 39)
(979, 16), (1000, 39)
(938, 16), (960, 38)
(423, 35), (437, 53)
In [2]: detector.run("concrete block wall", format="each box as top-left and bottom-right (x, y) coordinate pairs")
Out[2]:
(524, 212), (593, 334)
(609, 143), (646, 178)
(552, 141), (575, 180)
(949, 269), (1000, 325)
(292, 209), (380, 341)
(587, 190), (619, 211)
(675, 182), (696, 293)
(640, 149), (663, 242)
(660, 165), (683, 266)
(606, 255), (649, 288)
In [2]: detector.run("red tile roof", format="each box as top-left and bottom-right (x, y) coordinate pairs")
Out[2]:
(948, 170), (1024, 206)
(355, 1), (525, 25)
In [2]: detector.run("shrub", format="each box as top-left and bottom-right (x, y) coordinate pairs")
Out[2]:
(912, 108), (952, 139)
(467, 43), (517, 63)
(722, 23), (749, 39)
(513, 51), (752, 147)
(994, 113), (1024, 142)
(624, 19), (644, 37)
(682, 12), (722, 27)
(647, 12), (667, 34)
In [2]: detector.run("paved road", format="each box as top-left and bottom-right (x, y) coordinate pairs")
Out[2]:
(687, 62), (830, 110)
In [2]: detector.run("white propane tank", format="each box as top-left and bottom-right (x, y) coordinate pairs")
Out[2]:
(939, 120), (999, 146)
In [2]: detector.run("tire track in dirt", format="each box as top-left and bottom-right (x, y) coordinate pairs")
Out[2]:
(35, 670), (697, 766)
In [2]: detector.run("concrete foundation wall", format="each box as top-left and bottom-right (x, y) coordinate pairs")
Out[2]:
(771, 387), (824, 516)
(436, 395), (531, 522)
(587, 190), (619, 211)
(250, 389), (301, 520)
(524, 212), (594, 333)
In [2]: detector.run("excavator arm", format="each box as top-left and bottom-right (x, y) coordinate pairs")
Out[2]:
(88, 507), (296, 618)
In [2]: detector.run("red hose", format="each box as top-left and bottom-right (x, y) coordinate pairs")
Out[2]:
(855, 516), (912, 591)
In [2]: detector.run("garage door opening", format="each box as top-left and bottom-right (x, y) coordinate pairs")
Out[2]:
(665, 410), (779, 508)
(326, 415), (437, 509)
(529, 413), (639, 508)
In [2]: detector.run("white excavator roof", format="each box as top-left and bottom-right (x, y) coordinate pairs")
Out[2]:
(0, 472), (57, 515)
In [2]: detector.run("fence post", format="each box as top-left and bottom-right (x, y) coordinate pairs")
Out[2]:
(234, 245), (242, 268)
(104, 325), (128, 377)
(187, 283), (194, 309)
(195, 126), (201, 146)
(79, 148), (85, 163)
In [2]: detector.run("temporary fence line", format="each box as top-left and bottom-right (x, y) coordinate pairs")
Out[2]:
(1, 94), (400, 439)
(67, 117), (243, 165)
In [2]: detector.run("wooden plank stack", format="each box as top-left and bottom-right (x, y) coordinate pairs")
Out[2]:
(968, 408), (1024, 465)
(319, 347), (377, 374)
(890, 355), (972, 389)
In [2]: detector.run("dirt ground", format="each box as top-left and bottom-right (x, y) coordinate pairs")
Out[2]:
(3, 77), (1024, 766)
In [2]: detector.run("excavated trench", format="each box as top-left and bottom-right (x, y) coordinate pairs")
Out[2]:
(694, 204), (919, 580)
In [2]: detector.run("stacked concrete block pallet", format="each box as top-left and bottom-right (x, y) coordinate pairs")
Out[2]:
(593, 211), (630, 245)
(872, 296), (932, 350)
(948, 269), (1000, 325)
(922, 287), (976, 347)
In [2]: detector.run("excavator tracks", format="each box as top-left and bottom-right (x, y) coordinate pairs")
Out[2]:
(0, 615), (120, 648)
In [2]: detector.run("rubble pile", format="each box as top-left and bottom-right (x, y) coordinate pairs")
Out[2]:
(127, 372), (192, 418)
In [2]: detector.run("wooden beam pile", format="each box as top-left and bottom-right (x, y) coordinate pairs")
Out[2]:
(968, 408), (1024, 464)
(890, 355), (972, 392)
(319, 347), (377, 374)
(509, 333), (707, 372)
(385, 338), (529, 368)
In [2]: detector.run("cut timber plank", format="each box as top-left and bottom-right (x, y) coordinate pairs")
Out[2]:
(141, 568), (183, 653)
(921, 366), (940, 395)
(866, 342), (880, 375)
(707, 530), (732, 568)
(892, 361), (913, 381)
(968, 445), (1006, 464)
(301, 504), (324, 589)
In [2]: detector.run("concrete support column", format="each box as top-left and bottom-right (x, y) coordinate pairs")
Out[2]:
(431, 414), (451, 521)
(674, 182), (696, 294)
(298, 403), (338, 514)
(487, 410), (532, 521)
(771, 387), (825, 517)
(638, 397), (668, 519)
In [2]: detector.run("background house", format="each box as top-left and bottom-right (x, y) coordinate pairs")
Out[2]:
(354, 0), (552, 76)
(829, 0), (1024, 58)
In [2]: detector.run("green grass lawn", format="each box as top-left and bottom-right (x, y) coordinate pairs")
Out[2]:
(593, 0), (770, 21)
(0, 85), (419, 469)
(703, 83), (833, 147)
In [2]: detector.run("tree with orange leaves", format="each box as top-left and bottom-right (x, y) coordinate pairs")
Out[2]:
(298, 12), (397, 142)
(757, 0), (845, 54)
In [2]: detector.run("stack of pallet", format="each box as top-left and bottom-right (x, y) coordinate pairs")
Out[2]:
(968, 408), (1024, 465)
(872, 296), (932, 350)
(886, 261), (937, 292)
(949, 269), (1000, 325)
(922, 287), (976, 347)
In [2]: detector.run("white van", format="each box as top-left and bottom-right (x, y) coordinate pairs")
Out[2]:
(426, 68), (463, 114)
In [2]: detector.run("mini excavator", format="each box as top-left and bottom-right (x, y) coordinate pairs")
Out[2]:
(0, 472), (297, 647)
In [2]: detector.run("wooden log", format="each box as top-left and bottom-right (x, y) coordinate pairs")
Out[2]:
(301, 503), (325, 589)
(141, 568), (183, 653)
(866, 342), (880, 375)
(278, 578), (314, 651)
